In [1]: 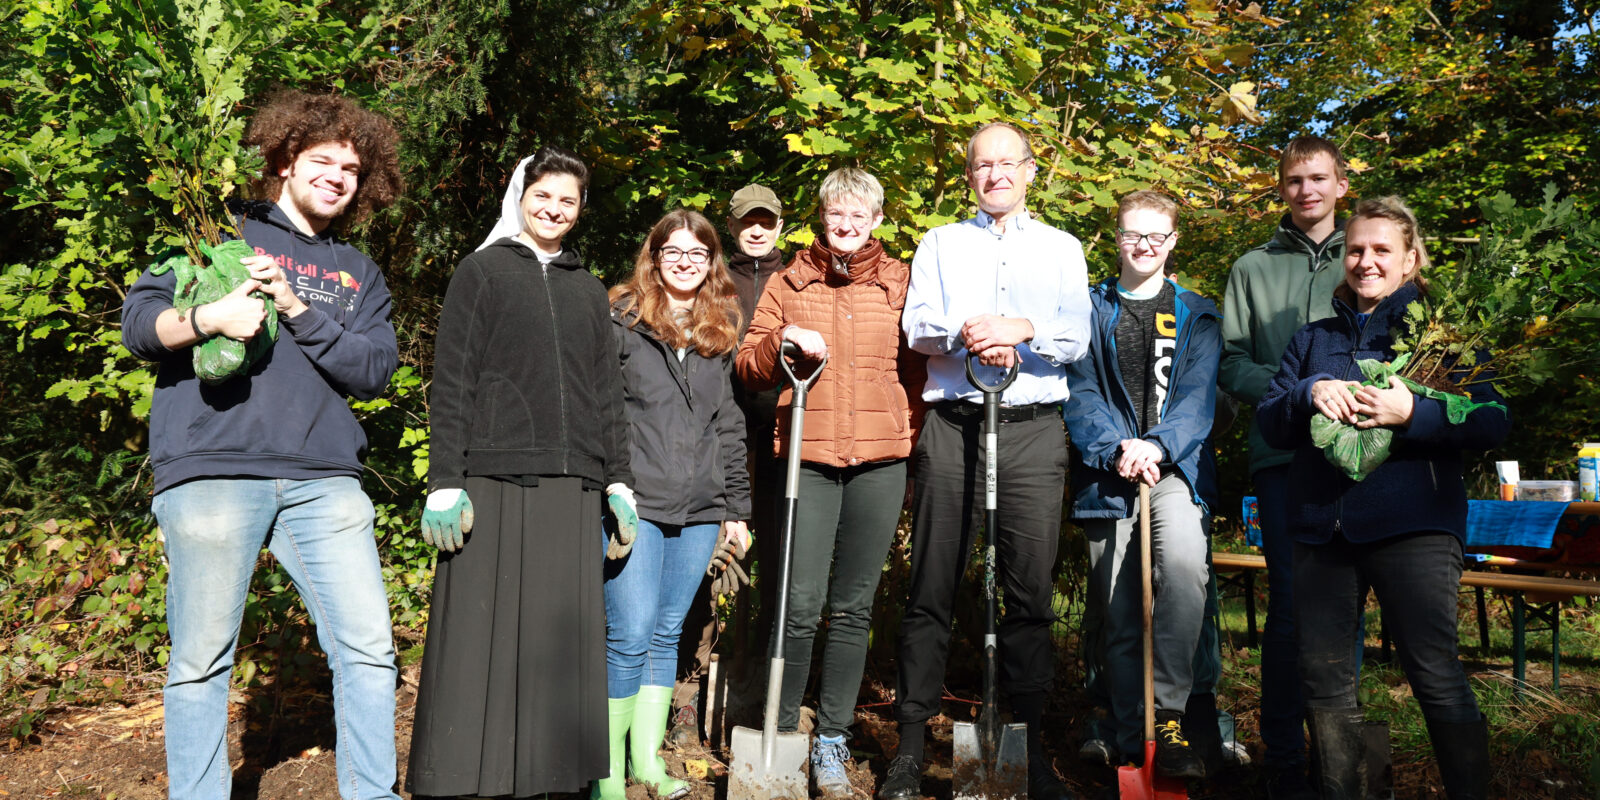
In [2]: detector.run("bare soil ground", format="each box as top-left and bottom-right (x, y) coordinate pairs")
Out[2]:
(1, 651), (1594, 799)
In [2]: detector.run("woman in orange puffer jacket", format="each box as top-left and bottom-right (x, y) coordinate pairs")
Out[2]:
(735, 167), (924, 797)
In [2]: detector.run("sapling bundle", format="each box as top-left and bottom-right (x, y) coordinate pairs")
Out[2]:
(96, 0), (288, 381)
(1316, 187), (1600, 481)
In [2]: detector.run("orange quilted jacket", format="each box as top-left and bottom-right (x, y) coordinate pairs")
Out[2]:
(735, 238), (925, 467)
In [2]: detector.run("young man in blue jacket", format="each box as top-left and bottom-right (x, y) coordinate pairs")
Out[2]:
(121, 91), (404, 800)
(1065, 190), (1221, 779)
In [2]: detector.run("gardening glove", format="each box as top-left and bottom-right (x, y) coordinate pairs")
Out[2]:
(421, 489), (475, 553)
(605, 483), (638, 560)
(708, 522), (751, 598)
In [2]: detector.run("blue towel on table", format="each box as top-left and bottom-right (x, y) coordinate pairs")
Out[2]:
(1464, 500), (1571, 549)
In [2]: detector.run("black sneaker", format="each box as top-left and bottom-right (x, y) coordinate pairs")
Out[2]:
(876, 754), (922, 800)
(1153, 710), (1207, 779)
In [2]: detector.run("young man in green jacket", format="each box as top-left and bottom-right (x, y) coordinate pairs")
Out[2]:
(1216, 135), (1348, 800)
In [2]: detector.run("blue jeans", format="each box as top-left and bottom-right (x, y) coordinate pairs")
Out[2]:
(154, 477), (398, 800)
(603, 519), (719, 697)
(1254, 465), (1306, 769)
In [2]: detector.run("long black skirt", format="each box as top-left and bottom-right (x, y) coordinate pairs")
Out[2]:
(408, 476), (607, 797)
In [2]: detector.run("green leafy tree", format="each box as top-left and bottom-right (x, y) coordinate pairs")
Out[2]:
(0, 0), (391, 725)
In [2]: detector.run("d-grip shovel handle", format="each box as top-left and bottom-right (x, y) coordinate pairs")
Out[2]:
(964, 351), (1020, 396)
(779, 339), (827, 401)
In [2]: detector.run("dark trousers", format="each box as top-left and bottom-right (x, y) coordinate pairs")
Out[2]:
(1255, 465), (1307, 768)
(777, 460), (906, 736)
(895, 406), (1068, 724)
(1295, 532), (1481, 723)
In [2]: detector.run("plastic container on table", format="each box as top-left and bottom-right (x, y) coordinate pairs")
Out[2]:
(1517, 480), (1578, 502)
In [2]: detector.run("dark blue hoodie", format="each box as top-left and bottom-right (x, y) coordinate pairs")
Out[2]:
(1065, 276), (1222, 518)
(121, 201), (398, 493)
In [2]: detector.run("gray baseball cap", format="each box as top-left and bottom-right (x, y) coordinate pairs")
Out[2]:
(729, 184), (783, 218)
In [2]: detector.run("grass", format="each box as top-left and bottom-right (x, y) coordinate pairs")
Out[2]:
(1208, 571), (1600, 797)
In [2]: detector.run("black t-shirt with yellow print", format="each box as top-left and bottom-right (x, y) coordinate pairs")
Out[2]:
(1114, 280), (1177, 436)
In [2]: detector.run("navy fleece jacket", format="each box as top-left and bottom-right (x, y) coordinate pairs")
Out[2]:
(121, 201), (398, 493)
(1255, 283), (1509, 546)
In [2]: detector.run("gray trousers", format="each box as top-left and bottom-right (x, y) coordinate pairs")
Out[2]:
(1084, 473), (1210, 755)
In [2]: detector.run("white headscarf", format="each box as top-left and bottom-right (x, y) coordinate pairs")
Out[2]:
(476, 154), (537, 252)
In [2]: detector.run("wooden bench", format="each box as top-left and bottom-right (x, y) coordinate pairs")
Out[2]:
(1208, 551), (1600, 695)
(1211, 552), (1267, 649)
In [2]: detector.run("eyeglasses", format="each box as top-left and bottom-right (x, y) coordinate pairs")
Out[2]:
(657, 246), (711, 264)
(823, 210), (873, 227)
(971, 158), (1033, 177)
(1116, 229), (1175, 248)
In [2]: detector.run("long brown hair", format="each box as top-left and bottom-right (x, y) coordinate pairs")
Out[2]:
(610, 209), (743, 356)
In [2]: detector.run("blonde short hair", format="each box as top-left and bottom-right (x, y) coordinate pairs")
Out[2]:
(818, 168), (884, 215)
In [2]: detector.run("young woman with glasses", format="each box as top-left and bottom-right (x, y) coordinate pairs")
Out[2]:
(596, 209), (751, 800)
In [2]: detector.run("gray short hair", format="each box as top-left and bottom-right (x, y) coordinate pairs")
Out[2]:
(965, 122), (1035, 167)
(818, 168), (884, 215)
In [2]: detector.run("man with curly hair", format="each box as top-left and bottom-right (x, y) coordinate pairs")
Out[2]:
(121, 90), (405, 800)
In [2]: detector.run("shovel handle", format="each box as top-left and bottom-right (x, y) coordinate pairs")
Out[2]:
(779, 340), (827, 400)
(964, 352), (1020, 395)
(1140, 481), (1155, 743)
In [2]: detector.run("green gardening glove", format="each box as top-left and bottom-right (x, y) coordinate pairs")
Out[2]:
(421, 489), (475, 553)
(605, 484), (638, 560)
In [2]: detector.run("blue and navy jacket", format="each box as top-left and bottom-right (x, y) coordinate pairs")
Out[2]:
(1065, 277), (1222, 519)
(1256, 282), (1510, 546)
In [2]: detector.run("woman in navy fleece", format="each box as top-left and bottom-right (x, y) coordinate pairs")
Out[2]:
(1256, 196), (1508, 800)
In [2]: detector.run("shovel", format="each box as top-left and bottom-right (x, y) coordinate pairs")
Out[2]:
(1116, 483), (1188, 800)
(728, 341), (826, 800)
(953, 354), (1028, 800)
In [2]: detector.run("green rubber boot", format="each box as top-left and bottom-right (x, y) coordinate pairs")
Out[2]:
(630, 685), (690, 800)
(591, 695), (635, 800)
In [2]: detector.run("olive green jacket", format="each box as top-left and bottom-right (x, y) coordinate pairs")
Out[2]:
(1218, 215), (1346, 475)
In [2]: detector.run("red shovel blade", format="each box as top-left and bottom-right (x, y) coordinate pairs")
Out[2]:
(1115, 742), (1188, 800)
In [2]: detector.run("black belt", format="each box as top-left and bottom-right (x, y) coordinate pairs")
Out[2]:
(934, 401), (1061, 424)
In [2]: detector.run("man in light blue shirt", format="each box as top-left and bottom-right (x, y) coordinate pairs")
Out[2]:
(880, 122), (1091, 800)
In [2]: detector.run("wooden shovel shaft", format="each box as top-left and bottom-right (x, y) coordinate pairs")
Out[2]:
(1140, 482), (1155, 743)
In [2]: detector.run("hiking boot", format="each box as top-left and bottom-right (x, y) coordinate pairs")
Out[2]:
(876, 754), (922, 800)
(1076, 734), (1119, 767)
(1153, 710), (1206, 780)
(811, 734), (852, 798)
(666, 699), (699, 749)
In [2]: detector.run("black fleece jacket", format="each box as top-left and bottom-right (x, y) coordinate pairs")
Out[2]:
(122, 201), (398, 493)
(612, 305), (750, 525)
(428, 238), (631, 491)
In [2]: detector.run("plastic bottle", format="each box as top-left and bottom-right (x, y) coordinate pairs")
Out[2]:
(1580, 443), (1600, 502)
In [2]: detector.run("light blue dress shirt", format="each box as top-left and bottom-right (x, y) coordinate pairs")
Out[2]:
(902, 209), (1093, 405)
